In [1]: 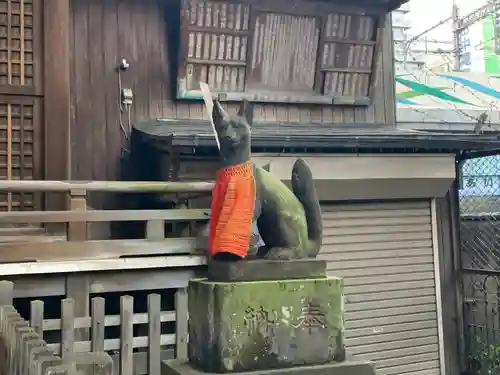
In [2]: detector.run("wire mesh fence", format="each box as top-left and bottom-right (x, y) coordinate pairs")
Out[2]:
(462, 274), (500, 375)
(460, 155), (500, 271)
(459, 155), (500, 375)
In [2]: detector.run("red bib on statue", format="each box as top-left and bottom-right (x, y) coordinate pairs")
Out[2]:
(208, 161), (256, 258)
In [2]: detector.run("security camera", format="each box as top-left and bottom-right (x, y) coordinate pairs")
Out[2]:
(119, 58), (130, 71)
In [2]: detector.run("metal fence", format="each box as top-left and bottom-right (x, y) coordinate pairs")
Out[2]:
(459, 155), (500, 375)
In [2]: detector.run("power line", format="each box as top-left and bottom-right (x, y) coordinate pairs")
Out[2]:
(453, 1), (500, 70)
(391, 3), (500, 130)
(400, 50), (498, 128)
(454, 1), (500, 32)
(432, 51), (500, 115)
(397, 2), (500, 71)
(404, 17), (452, 46)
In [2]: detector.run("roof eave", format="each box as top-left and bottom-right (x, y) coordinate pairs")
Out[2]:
(166, 134), (500, 154)
(337, 0), (409, 12)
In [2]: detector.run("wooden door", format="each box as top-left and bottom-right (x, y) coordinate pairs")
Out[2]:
(0, 0), (43, 212)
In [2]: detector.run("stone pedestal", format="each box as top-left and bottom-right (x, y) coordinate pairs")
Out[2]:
(162, 359), (376, 375)
(207, 259), (327, 282)
(188, 277), (345, 373)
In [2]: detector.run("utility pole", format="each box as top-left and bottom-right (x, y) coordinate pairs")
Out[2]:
(452, 4), (461, 70)
(400, 1), (499, 72)
(452, 0), (500, 71)
(401, 18), (452, 69)
(404, 18), (452, 46)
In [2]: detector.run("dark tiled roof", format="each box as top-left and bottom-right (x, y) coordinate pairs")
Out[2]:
(313, 0), (409, 12)
(384, 0), (409, 12)
(133, 118), (500, 153)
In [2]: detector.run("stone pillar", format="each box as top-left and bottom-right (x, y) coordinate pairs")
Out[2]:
(188, 277), (345, 373)
(162, 259), (377, 375)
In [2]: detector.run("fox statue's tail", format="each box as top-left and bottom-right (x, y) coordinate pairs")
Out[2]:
(290, 158), (323, 257)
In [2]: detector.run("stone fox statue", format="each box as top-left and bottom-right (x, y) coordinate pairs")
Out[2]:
(199, 99), (323, 260)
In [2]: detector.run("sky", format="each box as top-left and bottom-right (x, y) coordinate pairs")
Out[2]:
(408, 0), (453, 32)
(406, 0), (472, 41)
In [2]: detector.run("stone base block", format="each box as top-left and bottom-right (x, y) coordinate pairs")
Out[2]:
(207, 259), (327, 282)
(188, 277), (345, 373)
(162, 359), (375, 375)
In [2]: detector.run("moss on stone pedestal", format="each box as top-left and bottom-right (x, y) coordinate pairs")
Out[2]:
(188, 277), (345, 373)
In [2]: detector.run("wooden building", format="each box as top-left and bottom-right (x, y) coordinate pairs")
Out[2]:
(4, 1), (496, 375)
(2, 0), (401, 213)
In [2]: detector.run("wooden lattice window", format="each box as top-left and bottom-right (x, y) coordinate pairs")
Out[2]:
(247, 13), (320, 93)
(0, 0), (41, 212)
(0, 99), (40, 211)
(319, 13), (375, 104)
(0, 0), (36, 89)
(178, 1), (251, 95)
(177, 0), (382, 106)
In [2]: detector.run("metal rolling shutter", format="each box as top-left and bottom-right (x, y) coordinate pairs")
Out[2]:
(319, 201), (441, 375)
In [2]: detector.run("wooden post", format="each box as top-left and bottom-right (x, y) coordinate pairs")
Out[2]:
(44, 0), (71, 211)
(30, 300), (44, 337)
(148, 294), (161, 375)
(146, 219), (165, 240)
(65, 275), (90, 342)
(175, 288), (188, 361)
(91, 297), (105, 353)
(67, 189), (87, 241)
(18, 328), (43, 375)
(9, 318), (28, 375)
(6, 104), (11, 212)
(0, 281), (13, 306)
(60, 299), (75, 361)
(13, 324), (31, 375)
(66, 188), (89, 344)
(120, 296), (134, 375)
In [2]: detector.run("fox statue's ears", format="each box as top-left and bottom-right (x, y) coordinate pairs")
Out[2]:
(213, 100), (229, 127)
(213, 99), (253, 128)
(238, 99), (253, 127)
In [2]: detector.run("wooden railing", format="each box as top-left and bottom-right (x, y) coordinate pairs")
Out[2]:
(0, 180), (215, 273)
(0, 180), (214, 192)
(0, 182), (202, 374)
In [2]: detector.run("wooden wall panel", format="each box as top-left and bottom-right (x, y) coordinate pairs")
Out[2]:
(70, 0), (173, 181)
(0, 0), (44, 212)
(70, 0), (395, 182)
(0, 96), (41, 211)
(248, 12), (319, 92)
(177, 0), (380, 105)
(180, 1), (250, 93)
(0, 0), (41, 95)
(321, 14), (374, 98)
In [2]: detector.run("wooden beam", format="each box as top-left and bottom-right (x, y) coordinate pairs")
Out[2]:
(0, 238), (199, 263)
(0, 255), (206, 276)
(0, 208), (210, 224)
(43, 0), (71, 211)
(0, 179), (215, 193)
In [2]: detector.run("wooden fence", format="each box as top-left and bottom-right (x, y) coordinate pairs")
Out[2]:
(0, 280), (188, 375)
(0, 180), (210, 327)
(0, 180), (201, 374)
